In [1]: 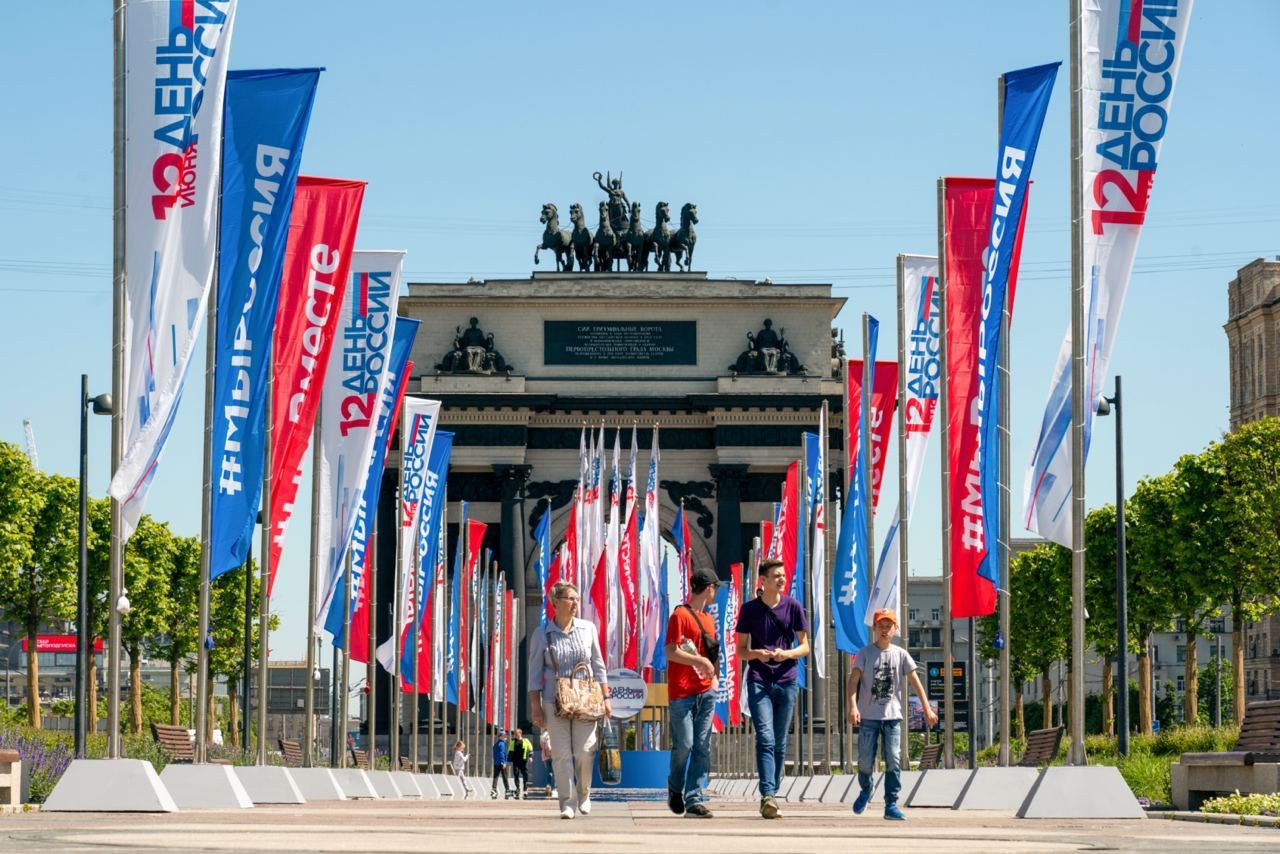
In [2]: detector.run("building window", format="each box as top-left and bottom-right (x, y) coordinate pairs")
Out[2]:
(908, 608), (919, 623)
(1176, 675), (1185, 693)
(931, 608), (940, 622)
(1177, 646), (1186, 664)
(1209, 618), (1225, 634)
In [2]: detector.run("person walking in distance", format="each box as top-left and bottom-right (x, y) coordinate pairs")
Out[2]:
(665, 566), (722, 818)
(528, 581), (613, 820)
(847, 609), (937, 820)
(735, 558), (810, 820)
(451, 740), (474, 799)
(509, 727), (533, 799)
(539, 728), (556, 798)
(490, 732), (512, 799)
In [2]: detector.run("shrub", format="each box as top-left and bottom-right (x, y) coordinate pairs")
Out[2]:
(0, 727), (73, 803)
(1200, 791), (1280, 817)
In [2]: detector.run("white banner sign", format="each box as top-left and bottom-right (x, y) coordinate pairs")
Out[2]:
(1025, 0), (1194, 545)
(109, 0), (237, 536)
(313, 251), (404, 629)
(867, 255), (939, 623)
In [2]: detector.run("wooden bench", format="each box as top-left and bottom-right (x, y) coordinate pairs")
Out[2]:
(278, 739), (303, 767)
(151, 723), (231, 765)
(1172, 700), (1280, 810)
(399, 756), (415, 773)
(917, 741), (942, 770)
(1017, 726), (1065, 767)
(350, 747), (370, 770)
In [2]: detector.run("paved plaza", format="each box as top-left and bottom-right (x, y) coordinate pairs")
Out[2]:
(2, 796), (1277, 853)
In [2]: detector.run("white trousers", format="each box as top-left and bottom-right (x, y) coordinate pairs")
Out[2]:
(541, 699), (598, 811)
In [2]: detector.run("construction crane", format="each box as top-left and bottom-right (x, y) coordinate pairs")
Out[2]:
(22, 419), (38, 469)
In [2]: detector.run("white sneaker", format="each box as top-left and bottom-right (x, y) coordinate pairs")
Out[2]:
(550, 788), (558, 798)
(578, 798), (592, 815)
(560, 805), (576, 820)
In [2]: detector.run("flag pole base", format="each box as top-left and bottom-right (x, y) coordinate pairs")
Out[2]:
(1017, 766), (1145, 819)
(43, 759), (178, 812)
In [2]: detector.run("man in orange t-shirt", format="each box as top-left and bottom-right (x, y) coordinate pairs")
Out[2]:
(665, 565), (721, 818)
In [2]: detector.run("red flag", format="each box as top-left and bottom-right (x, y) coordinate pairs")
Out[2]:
(846, 359), (900, 510)
(774, 462), (800, 594)
(620, 491), (640, 670)
(459, 520), (486, 711)
(944, 178), (1028, 619)
(591, 547), (608, 657)
(545, 549), (562, 623)
(727, 564), (743, 727)
(759, 520), (773, 565)
(266, 176), (367, 591)
(563, 493), (578, 587)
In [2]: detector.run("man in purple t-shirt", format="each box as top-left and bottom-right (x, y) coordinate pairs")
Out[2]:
(735, 558), (810, 820)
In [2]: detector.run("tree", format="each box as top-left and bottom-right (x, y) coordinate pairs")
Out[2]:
(0, 468), (77, 727)
(84, 496), (111, 733)
(1127, 473), (1180, 735)
(1197, 653), (1233, 726)
(1167, 451), (1228, 726)
(121, 516), (174, 734)
(1212, 418), (1280, 725)
(148, 535), (199, 725)
(980, 543), (1070, 737)
(1084, 504), (1123, 737)
(209, 559), (275, 749)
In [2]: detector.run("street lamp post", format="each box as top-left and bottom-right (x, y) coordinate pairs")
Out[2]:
(1096, 376), (1127, 755)
(76, 374), (112, 759)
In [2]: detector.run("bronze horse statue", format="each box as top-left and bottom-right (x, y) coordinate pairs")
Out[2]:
(569, 203), (594, 272)
(652, 201), (674, 272)
(668, 203), (698, 272)
(593, 201), (623, 272)
(623, 201), (651, 271)
(534, 202), (572, 270)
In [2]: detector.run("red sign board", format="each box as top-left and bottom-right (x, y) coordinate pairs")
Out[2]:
(20, 635), (103, 653)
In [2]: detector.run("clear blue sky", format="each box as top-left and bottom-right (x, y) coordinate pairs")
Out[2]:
(1, 1), (1276, 660)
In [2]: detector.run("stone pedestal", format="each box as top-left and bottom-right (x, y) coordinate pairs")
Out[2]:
(234, 766), (305, 805)
(44, 759), (177, 812)
(906, 769), (975, 808)
(159, 764), (254, 809)
(1017, 766), (1145, 819)
(955, 766), (1041, 811)
(289, 767), (347, 801)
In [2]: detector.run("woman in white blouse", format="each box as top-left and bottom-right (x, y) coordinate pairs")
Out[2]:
(527, 581), (612, 820)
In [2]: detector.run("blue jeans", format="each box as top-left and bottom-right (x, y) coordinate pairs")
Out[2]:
(668, 690), (715, 805)
(857, 718), (902, 806)
(746, 679), (799, 797)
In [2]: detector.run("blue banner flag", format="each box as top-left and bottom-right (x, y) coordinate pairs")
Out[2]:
(210, 68), (320, 579)
(971, 62), (1058, 607)
(833, 316), (879, 653)
(403, 432), (452, 682)
(322, 318), (419, 646)
(651, 551), (669, 671)
(447, 501), (467, 706)
(534, 508), (552, 627)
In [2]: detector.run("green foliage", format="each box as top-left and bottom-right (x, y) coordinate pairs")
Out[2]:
(1200, 791), (1280, 817)
(1197, 656), (1233, 725)
(0, 443), (41, 599)
(978, 543), (1069, 690)
(209, 559), (276, 682)
(136, 683), (191, 730)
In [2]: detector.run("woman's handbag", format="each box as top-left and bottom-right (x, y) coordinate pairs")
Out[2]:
(597, 719), (622, 785)
(547, 643), (607, 721)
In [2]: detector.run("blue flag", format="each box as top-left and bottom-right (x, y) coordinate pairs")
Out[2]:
(210, 68), (320, 579)
(401, 431), (452, 683)
(651, 551), (669, 671)
(446, 501), (467, 706)
(833, 316), (879, 653)
(323, 318), (419, 646)
(534, 508), (552, 627)
(972, 62), (1059, 604)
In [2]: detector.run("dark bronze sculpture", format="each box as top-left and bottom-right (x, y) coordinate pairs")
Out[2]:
(667, 202), (698, 272)
(534, 202), (572, 271)
(623, 201), (651, 271)
(593, 170), (631, 234)
(569, 203), (594, 273)
(435, 317), (513, 375)
(593, 201), (623, 272)
(652, 201), (674, 272)
(532, 174), (699, 273)
(730, 318), (805, 375)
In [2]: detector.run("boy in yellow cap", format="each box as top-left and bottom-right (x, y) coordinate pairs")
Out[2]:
(846, 608), (937, 820)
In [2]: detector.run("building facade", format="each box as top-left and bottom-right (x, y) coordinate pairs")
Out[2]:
(1225, 257), (1280, 703)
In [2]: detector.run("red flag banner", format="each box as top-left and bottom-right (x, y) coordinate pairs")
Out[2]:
(267, 176), (367, 591)
(774, 462), (800, 594)
(944, 177), (1028, 619)
(846, 359), (900, 510)
(503, 589), (515, 728)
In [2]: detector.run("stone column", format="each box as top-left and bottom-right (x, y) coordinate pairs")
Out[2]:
(709, 464), (749, 581)
(492, 464), (532, 726)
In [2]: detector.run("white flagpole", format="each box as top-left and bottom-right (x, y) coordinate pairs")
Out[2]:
(997, 73), (1014, 768)
(894, 254), (912, 771)
(1068, 0), (1087, 766)
(937, 177), (955, 768)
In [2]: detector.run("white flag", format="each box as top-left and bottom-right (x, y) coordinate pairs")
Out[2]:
(1025, 0), (1194, 545)
(314, 251), (404, 630)
(867, 255), (939, 623)
(109, 0), (238, 536)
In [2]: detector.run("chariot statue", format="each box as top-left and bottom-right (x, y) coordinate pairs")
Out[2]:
(435, 317), (513, 375)
(730, 318), (805, 375)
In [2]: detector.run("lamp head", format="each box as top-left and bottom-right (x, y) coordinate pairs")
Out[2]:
(90, 393), (113, 415)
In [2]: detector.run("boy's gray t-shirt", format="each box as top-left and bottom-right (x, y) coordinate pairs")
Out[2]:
(853, 643), (918, 721)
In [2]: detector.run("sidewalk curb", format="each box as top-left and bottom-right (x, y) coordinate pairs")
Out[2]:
(1161, 811), (1280, 828)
